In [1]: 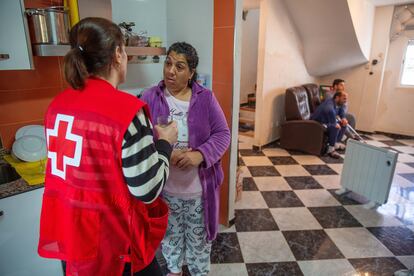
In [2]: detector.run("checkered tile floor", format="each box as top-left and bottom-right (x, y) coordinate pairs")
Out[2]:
(207, 133), (414, 276)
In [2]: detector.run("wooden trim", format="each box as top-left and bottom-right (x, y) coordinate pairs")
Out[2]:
(240, 106), (255, 112)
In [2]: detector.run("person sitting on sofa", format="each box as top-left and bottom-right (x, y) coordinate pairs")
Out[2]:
(325, 79), (345, 99)
(311, 91), (348, 159)
(326, 79), (358, 141)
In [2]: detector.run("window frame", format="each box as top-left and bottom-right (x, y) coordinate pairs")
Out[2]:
(399, 39), (414, 88)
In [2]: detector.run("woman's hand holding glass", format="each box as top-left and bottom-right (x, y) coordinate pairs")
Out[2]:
(157, 115), (174, 128)
(154, 121), (178, 145)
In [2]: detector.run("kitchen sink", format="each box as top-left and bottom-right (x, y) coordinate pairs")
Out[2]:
(0, 163), (20, 184)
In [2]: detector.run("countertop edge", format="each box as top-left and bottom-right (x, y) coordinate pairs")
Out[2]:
(0, 178), (44, 199)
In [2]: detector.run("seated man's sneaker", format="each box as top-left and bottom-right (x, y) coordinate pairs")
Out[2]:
(328, 150), (341, 159)
(335, 142), (346, 151)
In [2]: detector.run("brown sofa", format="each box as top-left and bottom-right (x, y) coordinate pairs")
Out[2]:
(280, 86), (326, 155)
(302, 83), (321, 113)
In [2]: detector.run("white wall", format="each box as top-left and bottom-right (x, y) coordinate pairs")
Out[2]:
(166, 0), (213, 89)
(356, 6), (393, 132)
(320, 6), (393, 132)
(255, 0), (315, 146)
(112, 0), (167, 95)
(319, 5), (414, 136)
(376, 29), (414, 135)
(243, 0), (260, 10)
(229, 0), (244, 222)
(240, 9), (259, 104)
(112, 0), (213, 93)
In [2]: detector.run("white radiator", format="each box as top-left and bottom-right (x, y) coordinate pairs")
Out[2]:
(339, 140), (398, 205)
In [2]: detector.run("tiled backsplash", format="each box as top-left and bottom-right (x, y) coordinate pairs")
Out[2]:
(0, 56), (64, 149)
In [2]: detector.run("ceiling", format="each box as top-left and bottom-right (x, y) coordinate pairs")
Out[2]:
(283, 0), (371, 76)
(371, 0), (414, 6)
(242, 0), (414, 10)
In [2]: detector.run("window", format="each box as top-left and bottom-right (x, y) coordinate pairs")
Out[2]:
(401, 40), (414, 86)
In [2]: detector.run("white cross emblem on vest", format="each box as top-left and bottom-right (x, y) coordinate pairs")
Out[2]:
(46, 114), (83, 180)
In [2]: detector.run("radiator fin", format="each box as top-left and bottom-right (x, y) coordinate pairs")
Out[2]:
(340, 140), (398, 204)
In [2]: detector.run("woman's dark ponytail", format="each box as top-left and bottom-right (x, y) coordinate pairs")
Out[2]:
(64, 47), (88, 90)
(64, 17), (124, 90)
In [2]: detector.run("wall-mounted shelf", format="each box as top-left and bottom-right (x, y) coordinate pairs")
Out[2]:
(32, 45), (70, 56)
(126, 46), (166, 56)
(32, 44), (166, 57)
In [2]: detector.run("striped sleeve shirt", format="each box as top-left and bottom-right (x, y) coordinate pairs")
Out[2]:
(121, 109), (172, 204)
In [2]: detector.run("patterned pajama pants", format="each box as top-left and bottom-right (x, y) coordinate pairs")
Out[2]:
(161, 195), (212, 276)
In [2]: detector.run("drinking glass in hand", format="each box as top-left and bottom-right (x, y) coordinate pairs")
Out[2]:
(157, 115), (173, 127)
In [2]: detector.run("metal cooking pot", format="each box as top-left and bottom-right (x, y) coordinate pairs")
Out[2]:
(25, 6), (70, 45)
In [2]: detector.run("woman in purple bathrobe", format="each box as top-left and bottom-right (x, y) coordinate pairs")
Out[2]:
(141, 42), (230, 276)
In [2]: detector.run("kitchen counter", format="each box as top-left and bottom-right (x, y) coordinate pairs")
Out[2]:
(0, 178), (44, 199)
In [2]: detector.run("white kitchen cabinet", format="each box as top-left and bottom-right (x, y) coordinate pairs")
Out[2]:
(0, 188), (63, 276)
(0, 0), (33, 70)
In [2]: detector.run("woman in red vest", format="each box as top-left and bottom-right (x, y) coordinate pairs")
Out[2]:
(38, 17), (177, 276)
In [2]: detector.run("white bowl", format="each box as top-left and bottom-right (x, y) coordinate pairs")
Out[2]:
(15, 125), (45, 140)
(12, 135), (47, 162)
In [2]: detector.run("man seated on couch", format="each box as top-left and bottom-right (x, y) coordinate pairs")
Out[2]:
(326, 79), (358, 140)
(311, 91), (348, 159)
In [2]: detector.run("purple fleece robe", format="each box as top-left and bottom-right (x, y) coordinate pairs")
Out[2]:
(141, 81), (231, 241)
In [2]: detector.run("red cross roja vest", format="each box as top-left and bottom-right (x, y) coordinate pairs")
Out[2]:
(38, 78), (168, 276)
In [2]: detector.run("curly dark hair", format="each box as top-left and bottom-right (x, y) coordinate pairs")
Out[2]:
(332, 78), (345, 87)
(167, 42), (199, 85)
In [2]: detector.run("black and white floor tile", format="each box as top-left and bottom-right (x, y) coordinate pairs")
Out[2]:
(156, 134), (414, 275)
(209, 133), (414, 276)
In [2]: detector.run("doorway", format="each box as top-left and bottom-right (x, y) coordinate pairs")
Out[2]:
(238, 7), (260, 143)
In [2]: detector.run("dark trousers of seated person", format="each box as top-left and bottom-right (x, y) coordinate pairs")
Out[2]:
(328, 125), (347, 147)
(123, 258), (163, 276)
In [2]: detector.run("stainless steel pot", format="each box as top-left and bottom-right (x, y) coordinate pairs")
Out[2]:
(26, 6), (70, 45)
